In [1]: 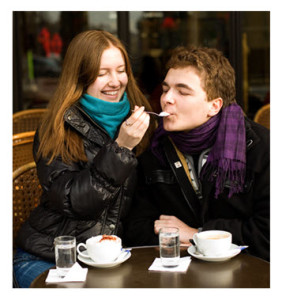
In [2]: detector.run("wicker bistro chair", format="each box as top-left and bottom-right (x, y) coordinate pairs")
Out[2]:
(254, 103), (270, 129)
(13, 161), (42, 247)
(13, 108), (47, 135)
(13, 131), (36, 171)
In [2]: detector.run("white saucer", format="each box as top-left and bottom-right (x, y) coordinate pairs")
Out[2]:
(77, 250), (131, 268)
(188, 244), (241, 262)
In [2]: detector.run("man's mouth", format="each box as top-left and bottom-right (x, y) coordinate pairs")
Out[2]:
(164, 111), (173, 116)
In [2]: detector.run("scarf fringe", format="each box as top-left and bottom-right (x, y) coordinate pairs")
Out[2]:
(202, 158), (246, 198)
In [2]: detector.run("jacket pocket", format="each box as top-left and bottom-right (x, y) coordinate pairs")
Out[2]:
(145, 170), (176, 185)
(223, 177), (254, 194)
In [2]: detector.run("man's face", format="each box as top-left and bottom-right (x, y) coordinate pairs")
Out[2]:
(161, 67), (213, 132)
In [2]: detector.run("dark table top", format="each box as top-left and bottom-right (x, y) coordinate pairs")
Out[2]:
(30, 246), (270, 288)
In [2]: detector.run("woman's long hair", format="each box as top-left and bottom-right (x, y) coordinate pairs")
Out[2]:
(38, 30), (155, 164)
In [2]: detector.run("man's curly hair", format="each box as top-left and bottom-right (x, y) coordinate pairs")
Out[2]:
(166, 47), (237, 107)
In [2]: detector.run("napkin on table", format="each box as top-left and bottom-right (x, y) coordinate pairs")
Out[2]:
(148, 256), (191, 273)
(45, 262), (88, 283)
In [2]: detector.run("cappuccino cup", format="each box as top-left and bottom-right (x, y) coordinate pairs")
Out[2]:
(193, 230), (232, 256)
(77, 235), (122, 262)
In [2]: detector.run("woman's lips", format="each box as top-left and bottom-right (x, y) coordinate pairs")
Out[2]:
(101, 90), (122, 101)
(102, 90), (119, 96)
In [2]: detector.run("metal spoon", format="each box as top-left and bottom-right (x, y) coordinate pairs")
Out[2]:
(189, 239), (249, 256)
(114, 249), (131, 261)
(132, 110), (170, 117)
(147, 111), (170, 117)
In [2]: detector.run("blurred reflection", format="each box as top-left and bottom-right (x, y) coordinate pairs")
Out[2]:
(188, 258), (241, 288)
(241, 12), (270, 118)
(85, 263), (132, 288)
(16, 11), (117, 109)
(129, 11), (269, 118)
(159, 271), (181, 288)
(130, 11), (231, 112)
(15, 11), (269, 119)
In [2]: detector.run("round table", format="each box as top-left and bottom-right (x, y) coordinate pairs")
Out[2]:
(30, 246), (270, 288)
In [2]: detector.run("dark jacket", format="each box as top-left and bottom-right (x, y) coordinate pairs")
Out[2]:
(16, 104), (137, 261)
(124, 118), (270, 261)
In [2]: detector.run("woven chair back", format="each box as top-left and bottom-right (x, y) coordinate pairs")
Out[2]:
(13, 131), (35, 171)
(13, 162), (42, 246)
(254, 103), (270, 129)
(13, 108), (47, 134)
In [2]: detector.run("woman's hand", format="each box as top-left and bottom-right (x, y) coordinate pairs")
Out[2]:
(154, 215), (198, 246)
(115, 106), (150, 150)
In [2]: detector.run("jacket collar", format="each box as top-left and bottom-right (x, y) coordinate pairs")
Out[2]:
(64, 103), (109, 146)
(245, 118), (260, 152)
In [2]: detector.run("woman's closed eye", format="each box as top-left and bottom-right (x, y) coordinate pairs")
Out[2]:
(98, 69), (125, 77)
(98, 71), (107, 77)
(117, 69), (126, 74)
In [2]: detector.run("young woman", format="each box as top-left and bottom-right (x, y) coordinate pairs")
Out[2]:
(13, 30), (155, 287)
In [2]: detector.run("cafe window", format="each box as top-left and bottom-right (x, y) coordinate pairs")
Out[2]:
(128, 11), (270, 117)
(128, 12), (232, 112)
(14, 11), (270, 119)
(241, 12), (270, 118)
(13, 11), (118, 111)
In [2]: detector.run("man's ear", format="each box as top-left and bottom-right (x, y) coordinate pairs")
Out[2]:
(208, 97), (223, 117)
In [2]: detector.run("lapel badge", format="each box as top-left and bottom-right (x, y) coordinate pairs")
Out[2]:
(174, 161), (182, 168)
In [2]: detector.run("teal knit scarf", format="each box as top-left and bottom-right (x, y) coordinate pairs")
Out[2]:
(79, 92), (130, 139)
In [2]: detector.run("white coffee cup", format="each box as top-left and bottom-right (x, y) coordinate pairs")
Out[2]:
(77, 235), (122, 262)
(193, 230), (232, 256)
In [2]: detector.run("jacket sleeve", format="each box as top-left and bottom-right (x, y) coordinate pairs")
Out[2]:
(35, 136), (137, 220)
(124, 164), (160, 247)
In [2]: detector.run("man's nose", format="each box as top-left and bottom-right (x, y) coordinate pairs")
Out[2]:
(162, 90), (175, 104)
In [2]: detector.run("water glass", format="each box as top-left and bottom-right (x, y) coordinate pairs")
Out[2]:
(159, 227), (180, 267)
(54, 236), (76, 277)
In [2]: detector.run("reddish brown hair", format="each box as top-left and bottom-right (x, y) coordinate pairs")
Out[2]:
(38, 30), (155, 164)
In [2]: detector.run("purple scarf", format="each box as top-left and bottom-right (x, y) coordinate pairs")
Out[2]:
(151, 103), (246, 198)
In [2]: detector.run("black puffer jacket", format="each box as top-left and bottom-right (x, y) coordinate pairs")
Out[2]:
(124, 119), (270, 261)
(16, 104), (137, 261)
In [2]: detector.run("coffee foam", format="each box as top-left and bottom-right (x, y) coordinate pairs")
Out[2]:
(205, 234), (230, 240)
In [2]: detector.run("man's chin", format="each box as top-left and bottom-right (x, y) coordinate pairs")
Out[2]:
(163, 123), (175, 132)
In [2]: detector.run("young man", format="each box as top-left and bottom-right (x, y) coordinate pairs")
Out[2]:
(124, 47), (270, 261)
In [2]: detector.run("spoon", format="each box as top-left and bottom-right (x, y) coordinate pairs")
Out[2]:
(132, 110), (170, 117)
(114, 249), (131, 261)
(147, 111), (170, 117)
(188, 239), (249, 256)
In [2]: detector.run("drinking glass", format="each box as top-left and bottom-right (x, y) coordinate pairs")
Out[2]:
(54, 236), (76, 277)
(159, 227), (180, 267)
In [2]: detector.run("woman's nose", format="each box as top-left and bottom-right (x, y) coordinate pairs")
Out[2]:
(108, 72), (120, 86)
